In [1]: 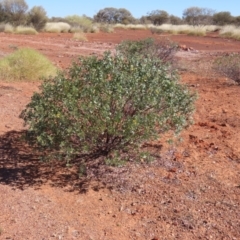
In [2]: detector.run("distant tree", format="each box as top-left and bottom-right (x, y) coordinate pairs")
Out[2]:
(27, 6), (48, 30)
(183, 7), (215, 25)
(213, 11), (234, 26)
(169, 15), (183, 25)
(0, 0), (28, 25)
(146, 10), (169, 25)
(234, 16), (240, 26)
(118, 8), (136, 24)
(94, 7), (135, 24)
(139, 16), (152, 24)
(0, 3), (7, 22)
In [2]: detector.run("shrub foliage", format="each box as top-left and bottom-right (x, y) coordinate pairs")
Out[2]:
(21, 47), (195, 164)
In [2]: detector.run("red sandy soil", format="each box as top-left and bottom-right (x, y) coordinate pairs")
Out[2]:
(0, 29), (239, 239)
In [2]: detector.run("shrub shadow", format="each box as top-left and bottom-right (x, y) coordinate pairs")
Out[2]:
(0, 131), (181, 194)
(0, 130), (98, 193)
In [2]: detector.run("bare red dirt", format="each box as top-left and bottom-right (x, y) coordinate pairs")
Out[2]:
(0, 29), (239, 240)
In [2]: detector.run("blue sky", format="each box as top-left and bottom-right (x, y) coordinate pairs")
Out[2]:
(26, 0), (239, 18)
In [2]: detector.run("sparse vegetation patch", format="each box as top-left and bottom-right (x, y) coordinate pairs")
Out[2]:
(214, 53), (240, 84)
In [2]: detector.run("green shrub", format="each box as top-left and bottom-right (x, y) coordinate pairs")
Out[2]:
(0, 48), (57, 81)
(21, 50), (195, 164)
(213, 53), (240, 84)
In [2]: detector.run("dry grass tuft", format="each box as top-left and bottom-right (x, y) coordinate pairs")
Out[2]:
(15, 26), (38, 35)
(0, 48), (57, 81)
(44, 22), (71, 33)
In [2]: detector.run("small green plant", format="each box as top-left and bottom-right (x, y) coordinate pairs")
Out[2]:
(213, 53), (240, 84)
(105, 151), (127, 167)
(0, 48), (57, 81)
(139, 152), (155, 163)
(21, 49), (195, 165)
(78, 164), (87, 177)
